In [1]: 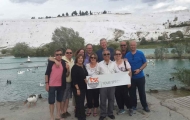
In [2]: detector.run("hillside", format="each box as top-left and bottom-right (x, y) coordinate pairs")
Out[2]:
(0, 10), (190, 48)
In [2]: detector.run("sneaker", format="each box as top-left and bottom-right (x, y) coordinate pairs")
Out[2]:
(117, 109), (126, 115)
(143, 107), (150, 112)
(61, 113), (67, 118)
(66, 111), (71, 117)
(108, 115), (115, 119)
(132, 106), (137, 110)
(129, 109), (133, 116)
(99, 116), (106, 120)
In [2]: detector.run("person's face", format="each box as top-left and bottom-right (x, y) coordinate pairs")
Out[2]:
(77, 56), (84, 64)
(78, 50), (84, 57)
(55, 51), (62, 61)
(115, 51), (122, 60)
(120, 42), (127, 51)
(86, 45), (93, 54)
(65, 49), (72, 59)
(130, 42), (137, 51)
(90, 55), (97, 63)
(103, 51), (110, 61)
(100, 40), (107, 49)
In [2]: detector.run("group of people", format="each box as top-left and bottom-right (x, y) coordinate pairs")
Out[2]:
(45, 38), (150, 120)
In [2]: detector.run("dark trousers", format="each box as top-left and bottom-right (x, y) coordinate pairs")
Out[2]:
(86, 89), (99, 108)
(100, 87), (115, 117)
(73, 89), (86, 119)
(115, 85), (132, 109)
(129, 76), (148, 108)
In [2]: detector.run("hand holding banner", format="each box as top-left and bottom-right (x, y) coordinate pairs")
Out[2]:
(86, 72), (131, 89)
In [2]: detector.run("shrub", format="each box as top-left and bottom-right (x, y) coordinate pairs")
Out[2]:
(158, 36), (164, 40)
(1, 49), (7, 54)
(171, 68), (190, 86)
(140, 37), (147, 45)
(176, 31), (184, 38)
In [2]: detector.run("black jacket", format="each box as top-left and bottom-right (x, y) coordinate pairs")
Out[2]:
(45, 59), (67, 90)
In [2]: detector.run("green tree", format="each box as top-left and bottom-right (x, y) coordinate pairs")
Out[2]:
(154, 47), (168, 59)
(85, 11), (88, 15)
(11, 42), (30, 57)
(62, 13), (65, 17)
(173, 43), (185, 58)
(57, 14), (61, 17)
(79, 10), (82, 16)
(103, 10), (107, 14)
(66, 13), (69, 16)
(171, 49), (176, 54)
(90, 11), (93, 15)
(1, 49), (7, 54)
(140, 37), (147, 45)
(52, 27), (85, 52)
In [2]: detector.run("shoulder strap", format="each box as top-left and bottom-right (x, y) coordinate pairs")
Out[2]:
(124, 60), (128, 71)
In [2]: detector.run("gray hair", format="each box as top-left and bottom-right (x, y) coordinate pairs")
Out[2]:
(100, 38), (107, 43)
(102, 49), (110, 55)
(85, 43), (93, 48)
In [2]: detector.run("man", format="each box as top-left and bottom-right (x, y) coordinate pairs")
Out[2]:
(125, 41), (150, 112)
(98, 50), (120, 120)
(84, 44), (93, 65)
(45, 49), (69, 120)
(60, 49), (74, 118)
(96, 38), (114, 62)
(120, 41), (129, 58)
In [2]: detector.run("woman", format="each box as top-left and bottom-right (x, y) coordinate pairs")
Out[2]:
(75, 49), (85, 58)
(114, 50), (133, 116)
(73, 48), (85, 108)
(85, 53), (100, 117)
(71, 54), (88, 120)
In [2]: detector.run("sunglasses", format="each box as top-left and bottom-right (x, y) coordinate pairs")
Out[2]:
(103, 53), (110, 56)
(120, 45), (126, 47)
(66, 52), (72, 54)
(115, 54), (121, 55)
(56, 54), (62, 56)
(90, 57), (96, 59)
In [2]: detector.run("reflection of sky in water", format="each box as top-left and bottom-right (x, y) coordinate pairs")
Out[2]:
(0, 56), (190, 102)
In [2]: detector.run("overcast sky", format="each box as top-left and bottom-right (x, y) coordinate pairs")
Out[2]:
(0, 0), (190, 19)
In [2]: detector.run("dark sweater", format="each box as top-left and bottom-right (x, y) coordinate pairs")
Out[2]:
(45, 60), (67, 90)
(71, 64), (88, 90)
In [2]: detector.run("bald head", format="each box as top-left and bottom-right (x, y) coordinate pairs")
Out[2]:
(130, 41), (137, 52)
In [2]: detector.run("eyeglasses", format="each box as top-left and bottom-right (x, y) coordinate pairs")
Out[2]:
(103, 53), (110, 56)
(90, 57), (96, 59)
(66, 52), (72, 54)
(56, 54), (62, 56)
(115, 54), (121, 55)
(120, 45), (126, 47)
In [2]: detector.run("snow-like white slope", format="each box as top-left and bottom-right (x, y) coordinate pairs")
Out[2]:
(0, 10), (190, 48)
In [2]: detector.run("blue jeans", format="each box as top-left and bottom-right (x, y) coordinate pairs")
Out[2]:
(129, 76), (148, 108)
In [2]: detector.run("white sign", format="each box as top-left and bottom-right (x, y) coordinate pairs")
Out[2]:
(86, 72), (131, 89)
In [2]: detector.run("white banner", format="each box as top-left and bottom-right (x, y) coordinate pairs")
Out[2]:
(86, 72), (131, 89)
